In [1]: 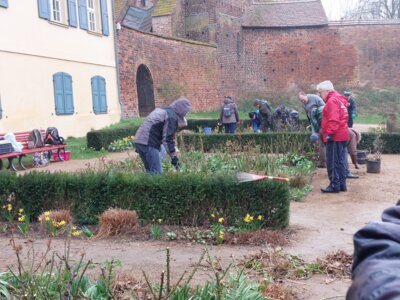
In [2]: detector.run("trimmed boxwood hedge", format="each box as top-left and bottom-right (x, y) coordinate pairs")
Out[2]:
(0, 171), (290, 228)
(358, 133), (400, 154)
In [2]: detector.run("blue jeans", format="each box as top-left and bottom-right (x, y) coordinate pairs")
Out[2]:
(135, 143), (162, 175)
(326, 141), (347, 190)
(252, 121), (260, 132)
(224, 123), (237, 134)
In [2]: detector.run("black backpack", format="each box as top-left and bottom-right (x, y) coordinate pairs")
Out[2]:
(28, 129), (45, 149)
(44, 127), (65, 145)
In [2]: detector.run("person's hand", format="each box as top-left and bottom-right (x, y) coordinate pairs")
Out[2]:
(352, 113), (357, 119)
(171, 156), (180, 171)
(327, 134), (334, 143)
(310, 133), (319, 144)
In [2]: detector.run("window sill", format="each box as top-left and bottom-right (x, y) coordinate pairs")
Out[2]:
(48, 20), (69, 28)
(87, 30), (103, 37)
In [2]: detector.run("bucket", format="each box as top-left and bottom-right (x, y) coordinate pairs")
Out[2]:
(357, 150), (368, 165)
(204, 127), (212, 135)
(367, 159), (381, 173)
(53, 151), (71, 161)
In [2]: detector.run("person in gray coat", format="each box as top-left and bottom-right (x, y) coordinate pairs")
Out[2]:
(134, 97), (192, 174)
(347, 203), (400, 299)
(219, 96), (240, 133)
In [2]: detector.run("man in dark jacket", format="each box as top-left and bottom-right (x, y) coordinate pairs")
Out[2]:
(219, 96), (240, 134)
(344, 89), (357, 128)
(347, 204), (400, 299)
(253, 99), (272, 132)
(317, 80), (349, 193)
(134, 97), (192, 174)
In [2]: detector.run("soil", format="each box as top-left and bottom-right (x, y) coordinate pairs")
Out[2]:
(1, 131), (399, 299)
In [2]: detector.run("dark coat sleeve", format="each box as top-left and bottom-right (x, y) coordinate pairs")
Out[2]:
(346, 205), (400, 300)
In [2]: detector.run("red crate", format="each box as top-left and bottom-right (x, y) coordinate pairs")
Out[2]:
(53, 151), (70, 161)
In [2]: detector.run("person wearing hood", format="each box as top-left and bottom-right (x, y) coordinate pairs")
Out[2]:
(219, 96), (240, 134)
(134, 97), (192, 174)
(317, 80), (349, 193)
(253, 98), (273, 132)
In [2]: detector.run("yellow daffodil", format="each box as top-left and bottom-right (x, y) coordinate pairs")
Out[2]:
(44, 211), (50, 216)
(18, 208), (24, 213)
(257, 215), (263, 221)
(218, 217), (224, 223)
(157, 219), (163, 223)
(18, 216), (25, 222)
(58, 220), (66, 226)
(72, 230), (81, 237)
(45, 216), (50, 222)
(38, 217), (42, 222)
(211, 213), (215, 218)
(7, 204), (12, 211)
(72, 226), (77, 230)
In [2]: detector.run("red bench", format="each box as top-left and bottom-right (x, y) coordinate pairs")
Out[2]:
(0, 130), (67, 171)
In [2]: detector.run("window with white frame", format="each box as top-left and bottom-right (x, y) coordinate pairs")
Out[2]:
(87, 0), (96, 32)
(50, 0), (62, 23)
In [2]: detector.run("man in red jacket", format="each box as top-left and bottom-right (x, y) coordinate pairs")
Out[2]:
(317, 81), (349, 193)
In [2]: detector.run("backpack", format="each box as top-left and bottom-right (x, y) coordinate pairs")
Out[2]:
(223, 105), (232, 117)
(32, 152), (49, 168)
(44, 127), (65, 145)
(28, 129), (44, 149)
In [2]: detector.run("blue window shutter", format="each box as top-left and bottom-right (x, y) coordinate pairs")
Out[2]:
(100, 0), (109, 36)
(53, 73), (65, 115)
(91, 76), (100, 113)
(67, 0), (78, 27)
(0, 96), (3, 119)
(63, 74), (74, 114)
(37, 0), (50, 19)
(0, 0), (9, 8)
(98, 77), (108, 112)
(78, 0), (88, 30)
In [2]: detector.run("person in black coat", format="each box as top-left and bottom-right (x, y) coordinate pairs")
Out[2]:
(347, 203), (400, 299)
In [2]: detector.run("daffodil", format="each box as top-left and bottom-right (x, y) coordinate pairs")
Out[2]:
(18, 208), (24, 213)
(218, 217), (224, 223)
(211, 213), (215, 218)
(44, 211), (50, 216)
(58, 220), (66, 226)
(7, 204), (12, 211)
(45, 216), (50, 222)
(38, 217), (42, 222)
(257, 215), (263, 221)
(18, 215), (25, 222)
(72, 230), (81, 237)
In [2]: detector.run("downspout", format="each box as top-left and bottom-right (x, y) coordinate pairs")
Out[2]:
(111, 0), (123, 120)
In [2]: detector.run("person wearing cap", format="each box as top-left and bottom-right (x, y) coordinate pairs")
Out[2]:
(134, 97), (192, 175)
(298, 91), (326, 168)
(317, 80), (349, 193)
(253, 99), (273, 132)
(219, 96), (240, 134)
(344, 89), (357, 128)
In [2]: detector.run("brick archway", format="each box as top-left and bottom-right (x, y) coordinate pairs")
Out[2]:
(136, 64), (155, 117)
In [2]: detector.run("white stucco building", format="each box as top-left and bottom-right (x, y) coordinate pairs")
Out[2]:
(0, 0), (120, 137)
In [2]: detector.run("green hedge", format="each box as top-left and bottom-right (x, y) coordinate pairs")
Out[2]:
(178, 132), (314, 153)
(87, 126), (140, 150)
(0, 171), (290, 228)
(358, 133), (400, 154)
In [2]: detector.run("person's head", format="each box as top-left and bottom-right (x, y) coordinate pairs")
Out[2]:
(169, 97), (192, 126)
(224, 96), (233, 104)
(253, 98), (261, 108)
(297, 91), (308, 104)
(316, 80), (334, 101)
(344, 89), (352, 97)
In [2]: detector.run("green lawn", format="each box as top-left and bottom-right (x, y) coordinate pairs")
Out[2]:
(355, 115), (386, 125)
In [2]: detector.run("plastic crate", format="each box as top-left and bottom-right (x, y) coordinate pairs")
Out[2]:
(53, 151), (70, 161)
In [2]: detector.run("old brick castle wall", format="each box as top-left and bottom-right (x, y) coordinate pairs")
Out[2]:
(118, 27), (218, 117)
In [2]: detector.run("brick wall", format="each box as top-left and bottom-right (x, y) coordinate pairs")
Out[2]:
(118, 27), (218, 117)
(152, 16), (172, 36)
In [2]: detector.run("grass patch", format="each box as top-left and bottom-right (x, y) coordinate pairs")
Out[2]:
(65, 136), (107, 160)
(355, 115), (386, 124)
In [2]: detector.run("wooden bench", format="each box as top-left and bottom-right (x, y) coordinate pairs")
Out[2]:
(0, 130), (67, 171)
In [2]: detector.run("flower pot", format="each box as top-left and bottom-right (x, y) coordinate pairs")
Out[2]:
(357, 150), (368, 165)
(367, 159), (381, 174)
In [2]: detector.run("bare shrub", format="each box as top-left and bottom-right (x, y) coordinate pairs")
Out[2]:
(97, 208), (138, 238)
(289, 173), (309, 188)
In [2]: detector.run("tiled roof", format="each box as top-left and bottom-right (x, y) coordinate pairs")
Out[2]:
(114, 0), (127, 19)
(122, 6), (154, 32)
(153, 0), (176, 17)
(242, 0), (328, 28)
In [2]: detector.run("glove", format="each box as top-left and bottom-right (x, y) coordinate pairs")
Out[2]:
(171, 156), (180, 171)
(352, 113), (357, 119)
(310, 133), (319, 144)
(326, 134), (334, 143)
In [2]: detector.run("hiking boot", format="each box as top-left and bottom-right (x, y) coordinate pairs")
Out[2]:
(340, 186), (347, 192)
(321, 186), (340, 193)
(347, 173), (359, 179)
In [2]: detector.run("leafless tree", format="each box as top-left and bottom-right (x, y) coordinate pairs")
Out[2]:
(343, 0), (400, 20)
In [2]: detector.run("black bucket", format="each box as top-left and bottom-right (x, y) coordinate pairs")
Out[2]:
(367, 160), (381, 173)
(357, 150), (368, 165)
